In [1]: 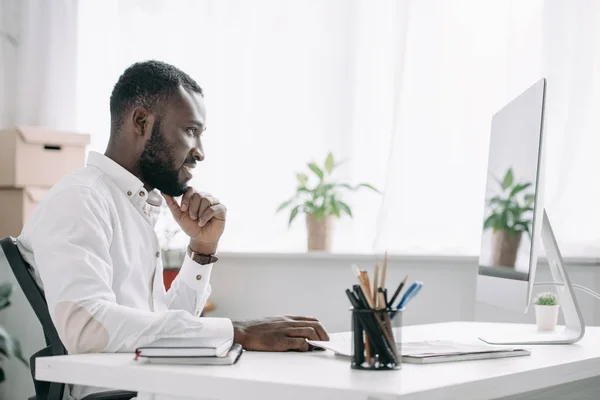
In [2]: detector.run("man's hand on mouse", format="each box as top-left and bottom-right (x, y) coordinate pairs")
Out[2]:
(162, 188), (226, 255)
(232, 316), (330, 352)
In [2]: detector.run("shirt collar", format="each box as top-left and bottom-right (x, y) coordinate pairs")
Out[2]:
(87, 151), (162, 209)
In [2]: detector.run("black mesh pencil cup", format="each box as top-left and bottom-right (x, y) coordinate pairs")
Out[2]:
(350, 307), (402, 370)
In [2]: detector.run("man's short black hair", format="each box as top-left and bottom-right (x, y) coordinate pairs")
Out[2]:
(109, 60), (203, 133)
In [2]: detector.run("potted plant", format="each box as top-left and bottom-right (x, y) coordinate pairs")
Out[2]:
(534, 292), (559, 331)
(0, 282), (28, 383)
(483, 167), (534, 267)
(277, 152), (380, 251)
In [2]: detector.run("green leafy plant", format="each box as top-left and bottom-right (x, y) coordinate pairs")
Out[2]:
(277, 152), (380, 226)
(535, 292), (558, 306)
(0, 282), (28, 383)
(483, 167), (535, 238)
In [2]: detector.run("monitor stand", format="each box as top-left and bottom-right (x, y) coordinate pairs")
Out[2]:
(479, 209), (585, 345)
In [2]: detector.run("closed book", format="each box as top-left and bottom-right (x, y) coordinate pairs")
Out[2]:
(137, 344), (243, 366)
(136, 337), (233, 358)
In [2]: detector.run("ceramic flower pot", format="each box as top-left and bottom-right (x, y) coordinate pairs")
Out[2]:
(491, 230), (522, 267)
(535, 304), (560, 331)
(306, 214), (333, 251)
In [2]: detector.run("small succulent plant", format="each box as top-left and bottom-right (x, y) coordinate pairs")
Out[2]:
(535, 292), (558, 306)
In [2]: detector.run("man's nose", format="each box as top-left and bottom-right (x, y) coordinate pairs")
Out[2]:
(191, 147), (204, 162)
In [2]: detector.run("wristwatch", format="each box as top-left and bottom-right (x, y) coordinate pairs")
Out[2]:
(187, 246), (219, 265)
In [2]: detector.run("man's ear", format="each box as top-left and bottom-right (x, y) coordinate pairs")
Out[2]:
(132, 107), (155, 137)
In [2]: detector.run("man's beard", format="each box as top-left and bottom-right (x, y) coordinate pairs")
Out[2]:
(138, 120), (188, 197)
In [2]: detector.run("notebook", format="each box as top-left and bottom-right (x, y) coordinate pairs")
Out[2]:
(307, 333), (531, 364)
(136, 344), (243, 365)
(135, 336), (233, 358)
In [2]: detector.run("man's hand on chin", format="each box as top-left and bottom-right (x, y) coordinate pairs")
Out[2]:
(232, 316), (330, 352)
(163, 190), (329, 351)
(162, 188), (226, 254)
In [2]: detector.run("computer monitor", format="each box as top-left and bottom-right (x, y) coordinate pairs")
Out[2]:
(476, 78), (585, 345)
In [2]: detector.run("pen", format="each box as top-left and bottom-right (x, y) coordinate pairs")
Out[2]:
(387, 275), (408, 308)
(398, 281), (423, 309)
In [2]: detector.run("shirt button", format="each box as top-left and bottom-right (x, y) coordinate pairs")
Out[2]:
(155, 252), (160, 258)
(196, 274), (202, 281)
(127, 191), (132, 196)
(139, 191), (145, 197)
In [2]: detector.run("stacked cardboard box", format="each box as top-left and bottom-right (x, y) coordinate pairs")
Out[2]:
(0, 126), (90, 239)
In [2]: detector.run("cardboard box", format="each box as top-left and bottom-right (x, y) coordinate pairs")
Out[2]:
(0, 126), (90, 188)
(0, 187), (48, 238)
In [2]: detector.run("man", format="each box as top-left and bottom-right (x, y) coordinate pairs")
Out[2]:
(17, 60), (329, 399)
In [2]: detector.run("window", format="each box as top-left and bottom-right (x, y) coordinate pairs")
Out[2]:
(76, 1), (598, 257)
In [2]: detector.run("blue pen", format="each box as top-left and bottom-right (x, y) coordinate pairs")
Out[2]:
(397, 281), (423, 309)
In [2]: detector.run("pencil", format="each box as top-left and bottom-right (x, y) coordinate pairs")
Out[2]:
(373, 261), (379, 308)
(380, 251), (388, 290)
(388, 275), (408, 308)
(351, 265), (375, 309)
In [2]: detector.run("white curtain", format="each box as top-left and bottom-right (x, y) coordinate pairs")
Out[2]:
(375, 0), (600, 258)
(374, 0), (545, 255)
(75, 0), (600, 256)
(76, 0), (409, 253)
(539, 0), (600, 257)
(0, 0), (78, 130)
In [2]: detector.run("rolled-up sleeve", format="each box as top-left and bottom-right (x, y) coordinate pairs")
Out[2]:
(26, 186), (232, 354)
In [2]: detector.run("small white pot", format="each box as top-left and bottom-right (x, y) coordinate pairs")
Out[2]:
(535, 304), (560, 331)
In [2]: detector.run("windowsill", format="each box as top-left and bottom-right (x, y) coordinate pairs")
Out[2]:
(161, 249), (600, 269)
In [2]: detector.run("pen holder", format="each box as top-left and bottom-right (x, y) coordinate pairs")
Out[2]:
(350, 307), (403, 370)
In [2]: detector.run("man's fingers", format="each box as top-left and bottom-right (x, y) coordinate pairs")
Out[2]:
(198, 204), (227, 227)
(285, 337), (310, 352)
(189, 194), (202, 220)
(198, 197), (212, 218)
(286, 315), (320, 322)
(289, 321), (329, 341)
(180, 187), (194, 212)
(286, 327), (320, 341)
(161, 193), (182, 219)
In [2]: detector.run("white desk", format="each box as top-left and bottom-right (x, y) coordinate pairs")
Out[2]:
(36, 322), (600, 400)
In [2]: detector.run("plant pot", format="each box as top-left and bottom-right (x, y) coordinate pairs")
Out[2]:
(535, 304), (560, 331)
(490, 230), (522, 267)
(306, 214), (333, 251)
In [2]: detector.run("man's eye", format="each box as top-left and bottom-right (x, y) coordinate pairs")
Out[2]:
(187, 127), (197, 135)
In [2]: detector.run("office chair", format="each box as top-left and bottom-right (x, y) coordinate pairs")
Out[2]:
(0, 237), (136, 400)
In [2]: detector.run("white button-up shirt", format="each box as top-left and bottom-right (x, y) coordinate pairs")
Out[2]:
(17, 151), (233, 400)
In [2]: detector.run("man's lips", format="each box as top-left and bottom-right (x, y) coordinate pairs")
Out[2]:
(182, 163), (196, 178)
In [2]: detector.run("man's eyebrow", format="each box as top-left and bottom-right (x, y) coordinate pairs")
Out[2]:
(188, 120), (205, 130)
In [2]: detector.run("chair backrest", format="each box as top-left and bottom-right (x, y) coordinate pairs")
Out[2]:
(0, 236), (66, 400)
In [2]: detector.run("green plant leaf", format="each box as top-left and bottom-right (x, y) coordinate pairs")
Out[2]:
(315, 183), (335, 197)
(0, 327), (29, 367)
(524, 194), (535, 206)
(502, 168), (514, 190)
(358, 183), (380, 193)
(276, 199), (294, 213)
(509, 182), (532, 197)
(483, 214), (498, 230)
(324, 153), (334, 174)
(296, 173), (308, 187)
(0, 283), (12, 310)
(338, 201), (352, 218)
(308, 162), (324, 180)
(288, 206), (300, 227)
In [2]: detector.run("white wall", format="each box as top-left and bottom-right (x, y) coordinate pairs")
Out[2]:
(1, 251), (599, 399)
(207, 253), (600, 333)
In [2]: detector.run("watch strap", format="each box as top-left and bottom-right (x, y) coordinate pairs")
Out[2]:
(187, 246), (218, 265)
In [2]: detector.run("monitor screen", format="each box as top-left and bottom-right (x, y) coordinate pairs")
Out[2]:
(478, 79), (545, 282)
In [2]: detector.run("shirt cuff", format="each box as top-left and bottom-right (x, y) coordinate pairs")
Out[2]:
(199, 317), (234, 341)
(178, 253), (214, 291)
